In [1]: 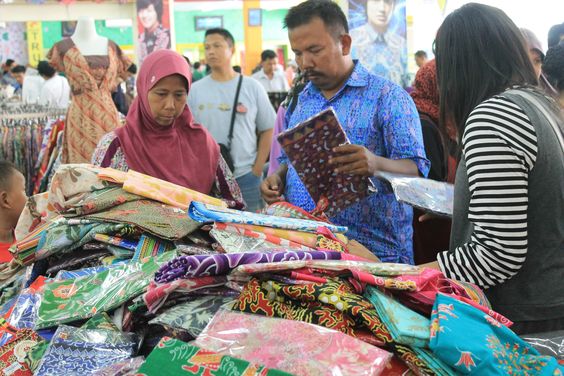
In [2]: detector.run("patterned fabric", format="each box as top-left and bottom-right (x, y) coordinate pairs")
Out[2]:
(91, 356), (145, 376)
(282, 61), (429, 263)
(144, 276), (228, 313)
(35, 252), (176, 329)
(132, 235), (174, 262)
(429, 294), (563, 375)
(195, 309), (392, 376)
(137, 337), (291, 376)
(189, 202), (348, 234)
(260, 201), (325, 221)
(149, 296), (234, 337)
(54, 262), (127, 281)
(278, 108), (376, 217)
(34, 325), (137, 376)
(0, 327), (39, 376)
(62, 186), (140, 217)
(45, 248), (111, 276)
(14, 192), (56, 241)
(47, 39), (131, 163)
(82, 199), (200, 241)
(154, 251), (343, 284)
(139, 25), (170, 63)
(81, 313), (119, 331)
(25, 340), (49, 373)
(210, 226), (312, 253)
(364, 286), (430, 348)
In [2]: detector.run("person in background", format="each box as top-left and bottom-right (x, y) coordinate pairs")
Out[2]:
(423, 3), (564, 334)
(285, 60), (298, 87)
(9, 65), (26, 96)
(188, 28), (275, 212)
(521, 28), (559, 99)
(1, 59), (15, 77)
(92, 50), (244, 208)
(123, 63), (138, 113)
(37, 60), (71, 109)
(192, 62), (205, 82)
(252, 50), (290, 93)
(414, 50), (427, 68)
(0, 161), (27, 263)
(548, 22), (564, 49)
(261, 0), (429, 264)
(543, 41), (564, 108)
(137, 0), (171, 63)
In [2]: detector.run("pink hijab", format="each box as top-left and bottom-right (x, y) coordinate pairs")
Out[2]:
(115, 50), (219, 193)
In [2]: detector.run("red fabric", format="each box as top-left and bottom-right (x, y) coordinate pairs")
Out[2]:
(0, 242), (13, 263)
(115, 49), (219, 193)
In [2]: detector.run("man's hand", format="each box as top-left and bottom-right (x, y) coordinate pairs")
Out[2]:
(261, 174), (285, 204)
(329, 144), (380, 176)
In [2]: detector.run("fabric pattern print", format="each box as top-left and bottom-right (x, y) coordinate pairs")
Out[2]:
(194, 309), (392, 376)
(277, 108), (376, 217)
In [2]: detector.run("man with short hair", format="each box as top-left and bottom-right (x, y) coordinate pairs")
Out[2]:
(1, 59), (17, 87)
(8, 65), (26, 95)
(37, 60), (71, 108)
(188, 28), (276, 212)
(261, 0), (429, 264)
(1, 59), (15, 76)
(252, 50), (290, 93)
(548, 22), (564, 49)
(414, 50), (428, 68)
(350, 0), (409, 88)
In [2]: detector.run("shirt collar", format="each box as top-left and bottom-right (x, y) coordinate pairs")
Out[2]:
(365, 24), (389, 45)
(303, 60), (369, 99)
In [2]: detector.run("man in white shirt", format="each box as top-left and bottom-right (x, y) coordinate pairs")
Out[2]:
(251, 50), (290, 93)
(37, 60), (70, 109)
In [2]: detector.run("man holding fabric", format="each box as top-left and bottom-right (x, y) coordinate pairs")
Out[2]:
(260, 0), (428, 264)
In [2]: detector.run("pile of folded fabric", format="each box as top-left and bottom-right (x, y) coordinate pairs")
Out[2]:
(0, 164), (561, 375)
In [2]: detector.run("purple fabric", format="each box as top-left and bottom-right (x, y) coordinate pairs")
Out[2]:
(154, 250), (342, 284)
(268, 106), (287, 175)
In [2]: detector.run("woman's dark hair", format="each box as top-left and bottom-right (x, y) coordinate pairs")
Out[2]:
(37, 61), (56, 78)
(543, 42), (564, 91)
(284, 0), (348, 40)
(11, 65), (26, 74)
(435, 3), (538, 143)
(136, 0), (163, 22)
(205, 28), (235, 47)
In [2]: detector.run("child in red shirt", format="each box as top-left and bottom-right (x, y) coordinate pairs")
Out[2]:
(0, 161), (28, 263)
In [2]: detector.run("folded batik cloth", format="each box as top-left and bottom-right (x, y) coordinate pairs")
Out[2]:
(189, 201), (348, 234)
(137, 337), (292, 376)
(429, 293), (563, 375)
(194, 309), (392, 376)
(0, 327), (40, 376)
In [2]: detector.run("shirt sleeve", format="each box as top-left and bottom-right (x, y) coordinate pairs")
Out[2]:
(253, 80), (276, 133)
(437, 96), (538, 289)
(377, 82), (430, 177)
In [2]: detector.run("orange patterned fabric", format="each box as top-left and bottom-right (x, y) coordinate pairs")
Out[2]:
(48, 39), (131, 163)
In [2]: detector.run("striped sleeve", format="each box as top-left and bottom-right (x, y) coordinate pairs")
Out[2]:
(437, 96), (538, 289)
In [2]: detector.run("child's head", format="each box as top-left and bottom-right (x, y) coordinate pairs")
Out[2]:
(0, 161), (27, 230)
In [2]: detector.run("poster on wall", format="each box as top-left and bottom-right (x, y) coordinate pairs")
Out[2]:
(0, 23), (29, 66)
(349, 0), (408, 88)
(136, 0), (172, 64)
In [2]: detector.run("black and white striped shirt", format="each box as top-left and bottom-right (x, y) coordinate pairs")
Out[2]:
(437, 96), (538, 288)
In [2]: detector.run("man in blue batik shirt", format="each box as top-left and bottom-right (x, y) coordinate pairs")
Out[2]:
(260, 0), (429, 264)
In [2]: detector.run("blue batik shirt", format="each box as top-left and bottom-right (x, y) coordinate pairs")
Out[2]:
(281, 61), (429, 264)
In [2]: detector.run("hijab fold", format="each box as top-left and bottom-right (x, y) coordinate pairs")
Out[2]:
(115, 50), (219, 193)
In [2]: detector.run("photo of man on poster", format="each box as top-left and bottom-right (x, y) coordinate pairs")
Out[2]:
(349, 0), (409, 88)
(137, 0), (171, 63)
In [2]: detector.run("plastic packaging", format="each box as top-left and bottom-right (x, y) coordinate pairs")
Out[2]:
(375, 171), (454, 217)
(194, 309), (392, 376)
(523, 331), (564, 360)
(93, 356), (145, 376)
(34, 325), (138, 375)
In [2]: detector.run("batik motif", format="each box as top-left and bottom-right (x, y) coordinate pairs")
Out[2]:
(189, 202), (348, 234)
(429, 293), (563, 375)
(210, 227), (311, 253)
(90, 356), (145, 376)
(277, 108), (376, 217)
(61, 186), (140, 217)
(0, 328), (39, 376)
(81, 313), (119, 331)
(137, 337), (292, 376)
(194, 309), (392, 376)
(34, 325), (137, 376)
(150, 296), (234, 337)
(132, 234), (174, 262)
(35, 252), (176, 329)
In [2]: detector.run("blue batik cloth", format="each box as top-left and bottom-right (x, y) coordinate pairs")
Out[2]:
(281, 61), (429, 264)
(429, 293), (564, 375)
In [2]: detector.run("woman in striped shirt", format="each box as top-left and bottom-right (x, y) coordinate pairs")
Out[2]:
(424, 3), (564, 334)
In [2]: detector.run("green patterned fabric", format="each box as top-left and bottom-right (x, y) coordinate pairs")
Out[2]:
(62, 186), (141, 217)
(35, 251), (177, 329)
(25, 340), (49, 372)
(82, 313), (119, 331)
(137, 337), (292, 376)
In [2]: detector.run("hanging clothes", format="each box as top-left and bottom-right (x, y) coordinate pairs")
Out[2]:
(47, 39), (131, 163)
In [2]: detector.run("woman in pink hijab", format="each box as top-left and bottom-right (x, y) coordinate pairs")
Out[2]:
(92, 50), (244, 209)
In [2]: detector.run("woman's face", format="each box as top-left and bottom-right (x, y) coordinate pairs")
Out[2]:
(529, 49), (543, 79)
(138, 4), (159, 30)
(147, 74), (187, 126)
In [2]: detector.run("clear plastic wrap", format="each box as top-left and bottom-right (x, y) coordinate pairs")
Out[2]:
(523, 331), (564, 360)
(34, 325), (138, 376)
(93, 356), (145, 376)
(375, 171), (454, 217)
(194, 309), (392, 376)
